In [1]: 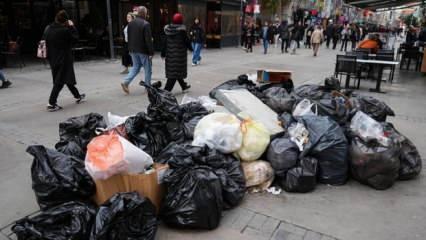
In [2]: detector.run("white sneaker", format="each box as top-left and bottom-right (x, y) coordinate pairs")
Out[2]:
(192, 63), (197, 66)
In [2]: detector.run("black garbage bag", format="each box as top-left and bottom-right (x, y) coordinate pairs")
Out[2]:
(278, 112), (295, 130)
(12, 201), (96, 240)
(381, 123), (422, 180)
(162, 164), (223, 229)
(146, 84), (180, 121)
(294, 84), (332, 101)
(257, 79), (295, 93)
(262, 87), (296, 114)
(315, 97), (350, 125)
(350, 95), (395, 122)
(324, 76), (341, 91)
(27, 145), (96, 210)
(125, 112), (170, 157)
(154, 141), (192, 164)
(55, 113), (106, 159)
(349, 137), (400, 190)
(179, 102), (210, 139)
(298, 116), (349, 185)
(266, 137), (299, 177)
(90, 192), (158, 240)
(282, 157), (318, 193)
(209, 75), (263, 99)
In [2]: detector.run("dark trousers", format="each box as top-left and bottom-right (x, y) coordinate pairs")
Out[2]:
(49, 83), (80, 105)
(332, 38), (339, 49)
(281, 39), (289, 52)
(340, 39), (348, 51)
(351, 40), (357, 50)
(326, 36), (331, 48)
(165, 78), (187, 92)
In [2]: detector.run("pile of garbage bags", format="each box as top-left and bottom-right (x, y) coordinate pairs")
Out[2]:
(12, 75), (422, 238)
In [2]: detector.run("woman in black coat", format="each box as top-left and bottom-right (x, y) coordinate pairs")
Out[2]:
(45, 10), (84, 112)
(161, 13), (192, 92)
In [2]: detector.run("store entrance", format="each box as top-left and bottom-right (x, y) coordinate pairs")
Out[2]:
(206, 1), (222, 48)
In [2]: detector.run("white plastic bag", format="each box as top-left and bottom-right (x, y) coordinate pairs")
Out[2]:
(85, 133), (153, 180)
(293, 99), (318, 117)
(181, 94), (217, 109)
(288, 122), (310, 151)
(350, 111), (390, 146)
(107, 112), (130, 129)
(237, 119), (270, 161)
(192, 112), (243, 153)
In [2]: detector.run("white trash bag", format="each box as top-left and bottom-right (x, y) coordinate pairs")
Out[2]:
(237, 119), (270, 161)
(293, 99), (318, 117)
(350, 111), (390, 146)
(85, 133), (153, 180)
(192, 112), (243, 153)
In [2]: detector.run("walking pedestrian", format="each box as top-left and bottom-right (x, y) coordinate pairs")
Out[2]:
(261, 21), (273, 54)
(325, 20), (334, 48)
(278, 20), (290, 53)
(44, 10), (85, 112)
(332, 24), (340, 50)
(161, 13), (192, 92)
(305, 25), (314, 48)
(289, 23), (298, 54)
(121, 6), (155, 95)
(189, 17), (204, 66)
(340, 24), (349, 52)
(349, 23), (358, 50)
(121, 12), (135, 74)
(246, 23), (255, 53)
(241, 22), (248, 49)
(311, 25), (324, 57)
(0, 70), (12, 89)
(296, 22), (304, 48)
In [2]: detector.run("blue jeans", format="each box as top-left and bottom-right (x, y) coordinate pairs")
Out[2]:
(191, 42), (202, 64)
(263, 39), (269, 54)
(0, 70), (5, 82)
(124, 52), (152, 86)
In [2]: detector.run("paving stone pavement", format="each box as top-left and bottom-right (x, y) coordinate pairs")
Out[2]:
(1, 43), (425, 240)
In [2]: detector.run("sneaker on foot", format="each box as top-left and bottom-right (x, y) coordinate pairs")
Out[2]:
(76, 93), (86, 104)
(47, 104), (63, 112)
(192, 63), (197, 66)
(121, 83), (130, 94)
(2, 80), (11, 88)
(120, 68), (129, 74)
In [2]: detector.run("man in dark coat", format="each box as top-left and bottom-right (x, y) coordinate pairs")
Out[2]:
(121, 6), (155, 94)
(45, 10), (84, 112)
(325, 20), (334, 48)
(161, 13), (192, 92)
(278, 20), (290, 53)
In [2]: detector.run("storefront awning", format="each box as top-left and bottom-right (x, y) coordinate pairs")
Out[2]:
(344, 0), (424, 11)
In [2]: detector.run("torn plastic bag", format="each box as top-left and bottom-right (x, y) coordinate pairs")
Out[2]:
(241, 160), (274, 188)
(266, 137), (299, 177)
(349, 137), (400, 190)
(288, 122), (310, 151)
(237, 119), (270, 161)
(107, 112), (130, 129)
(27, 145), (96, 210)
(55, 113), (107, 159)
(85, 133), (153, 180)
(282, 157), (318, 193)
(299, 116), (349, 185)
(381, 123), (422, 180)
(315, 97), (350, 125)
(192, 112), (243, 153)
(209, 75), (263, 100)
(350, 111), (390, 147)
(90, 192), (158, 240)
(262, 87), (296, 114)
(12, 201), (96, 240)
(350, 95), (395, 122)
(125, 112), (170, 157)
(162, 163), (223, 229)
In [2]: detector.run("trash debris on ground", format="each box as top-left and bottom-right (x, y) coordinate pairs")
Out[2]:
(12, 201), (96, 240)
(90, 192), (158, 240)
(241, 160), (275, 190)
(262, 87), (296, 114)
(350, 95), (395, 122)
(27, 145), (95, 210)
(282, 157), (318, 193)
(266, 137), (299, 177)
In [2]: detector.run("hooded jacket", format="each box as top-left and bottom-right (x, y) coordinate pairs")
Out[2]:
(161, 24), (192, 79)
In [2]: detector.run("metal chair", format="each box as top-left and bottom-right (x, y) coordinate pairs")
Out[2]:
(335, 55), (362, 89)
(400, 47), (421, 71)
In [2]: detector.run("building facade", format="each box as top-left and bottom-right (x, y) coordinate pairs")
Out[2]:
(0, 0), (241, 56)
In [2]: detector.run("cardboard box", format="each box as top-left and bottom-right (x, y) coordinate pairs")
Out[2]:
(257, 69), (292, 83)
(93, 164), (169, 213)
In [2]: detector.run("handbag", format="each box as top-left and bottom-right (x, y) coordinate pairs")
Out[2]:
(37, 40), (47, 59)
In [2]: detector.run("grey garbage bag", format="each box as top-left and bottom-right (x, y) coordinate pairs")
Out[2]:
(266, 137), (299, 177)
(299, 116), (349, 185)
(349, 137), (400, 190)
(350, 95), (395, 122)
(262, 87), (296, 114)
(282, 157), (318, 193)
